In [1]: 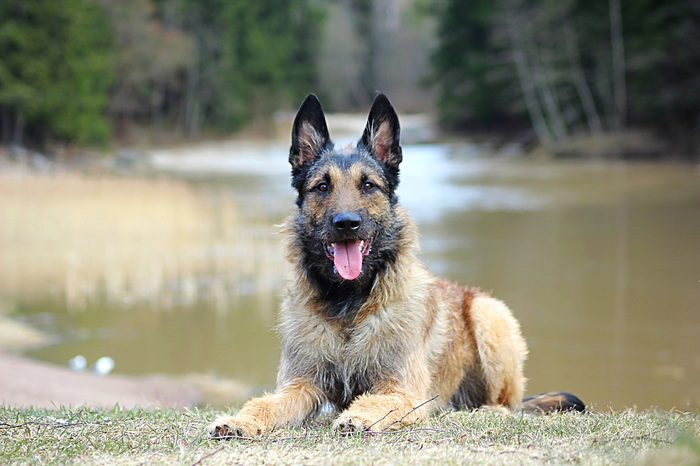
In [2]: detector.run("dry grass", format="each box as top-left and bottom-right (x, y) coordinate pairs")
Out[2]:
(0, 172), (283, 312)
(0, 406), (698, 465)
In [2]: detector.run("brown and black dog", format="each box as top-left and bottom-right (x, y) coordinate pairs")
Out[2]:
(210, 94), (584, 437)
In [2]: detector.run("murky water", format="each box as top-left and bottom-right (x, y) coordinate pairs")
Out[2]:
(4, 142), (699, 410)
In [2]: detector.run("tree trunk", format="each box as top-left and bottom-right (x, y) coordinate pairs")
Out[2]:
(1, 107), (11, 145)
(185, 32), (202, 139)
(532, 47), (568, 143)
(565, 20), (603, 137)
(13, 113), (24, 147)
(506, 7), (553, 147)
(610, 0), (626, 130)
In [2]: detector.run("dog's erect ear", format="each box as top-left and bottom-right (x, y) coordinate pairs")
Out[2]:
(290, 94), (331, 172)
(360, 93), (402, 168)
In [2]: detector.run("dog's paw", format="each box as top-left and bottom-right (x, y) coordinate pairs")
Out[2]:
(332, 415), (367, 433)
(478, 404), (510, 415)
(208, 415), (261, 439)
(332, 412), (380, 433)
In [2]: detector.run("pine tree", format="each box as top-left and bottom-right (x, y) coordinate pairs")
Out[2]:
(0, 0), (114, 146)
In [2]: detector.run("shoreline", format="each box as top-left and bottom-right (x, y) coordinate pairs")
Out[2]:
(0, 293), (203, 409)
(0, 167), (257, 411)
(0, 307), (253, 410)
(0, 299), (203, 409)
(0, 347), (202, 409)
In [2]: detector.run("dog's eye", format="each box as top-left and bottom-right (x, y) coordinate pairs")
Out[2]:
(363, 182), (374, 191)
(316, 183), (328, 192)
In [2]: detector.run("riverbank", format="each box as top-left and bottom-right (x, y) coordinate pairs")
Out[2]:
(0, 300), (253, 410)
(0, 348), (200, 409)
(0, 166), (256, 410)
(0, 169), (204, 409)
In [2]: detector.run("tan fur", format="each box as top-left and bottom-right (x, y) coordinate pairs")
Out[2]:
(368, 120), (394, 163)
(210, 204), (528, 436)
(304, 161), (391, 229)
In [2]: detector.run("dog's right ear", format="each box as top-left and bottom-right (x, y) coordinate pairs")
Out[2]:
(360, 93), (402, 169)
(289, 94), (331, 173)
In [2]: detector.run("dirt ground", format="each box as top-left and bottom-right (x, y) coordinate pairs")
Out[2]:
(0, 349), (202, 409)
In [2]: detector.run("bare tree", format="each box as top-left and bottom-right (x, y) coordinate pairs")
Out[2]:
(533, 45), (569, 143)
(609, 0), (626, 130)
(564, 19), (603, 137)
(505, 1), (555, 146)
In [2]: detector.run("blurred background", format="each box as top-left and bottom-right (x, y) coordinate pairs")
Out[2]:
(0, 0), (698, 411)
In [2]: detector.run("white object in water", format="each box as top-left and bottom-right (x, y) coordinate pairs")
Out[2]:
(68, 355), (87, 372)
(93, 357), (115, 376)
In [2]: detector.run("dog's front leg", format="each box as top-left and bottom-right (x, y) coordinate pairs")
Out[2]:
(209, 379), (322, 438)
(333, 388), (431, 433)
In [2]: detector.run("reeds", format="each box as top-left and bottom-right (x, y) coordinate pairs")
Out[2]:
(0, 172), (284, 313)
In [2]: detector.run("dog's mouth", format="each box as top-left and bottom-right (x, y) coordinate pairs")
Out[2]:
(324, 238), (373, 280)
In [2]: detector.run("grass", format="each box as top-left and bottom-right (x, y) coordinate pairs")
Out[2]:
(1, 407), (698, 465)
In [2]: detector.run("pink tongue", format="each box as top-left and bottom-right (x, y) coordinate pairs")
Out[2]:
(333, 239), (363, 280)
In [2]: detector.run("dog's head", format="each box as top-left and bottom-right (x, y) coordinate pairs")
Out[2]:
(289, 94), (404, 285)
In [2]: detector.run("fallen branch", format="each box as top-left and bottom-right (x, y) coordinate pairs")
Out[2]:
(191, 446), (225, 466)
(382, 395), (439, 432)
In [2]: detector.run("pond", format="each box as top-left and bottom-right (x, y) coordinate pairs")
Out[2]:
(2, 140), (699, 411)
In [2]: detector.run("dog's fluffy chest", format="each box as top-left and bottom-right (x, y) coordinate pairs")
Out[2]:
(311, 310), (412, 407)
(291, 304), (411, 361)
(279, 296), (418, 373)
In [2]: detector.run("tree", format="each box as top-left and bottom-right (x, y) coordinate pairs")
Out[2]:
(622, 0), (700, 152)
(429, 0), (511, 129)
(97, 0), (193, 138)
(0, 0), (113, 146)
(430, 0), (700, 155)
(175, 0), (323, 136)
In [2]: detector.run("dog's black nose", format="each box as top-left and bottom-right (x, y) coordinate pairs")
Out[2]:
(333, 211), (361, 231)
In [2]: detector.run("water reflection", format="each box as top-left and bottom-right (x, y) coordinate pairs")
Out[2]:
(1, 143), (698, 410)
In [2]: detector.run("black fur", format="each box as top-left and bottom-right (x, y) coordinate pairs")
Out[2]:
(449, 363), (489, 410)
(314, 363), (380, 411)
(522, 391), (586, 413)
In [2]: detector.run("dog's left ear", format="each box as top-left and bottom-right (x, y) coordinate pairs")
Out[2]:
(360, 93), (402, 169)
(290, 94), (332, 173)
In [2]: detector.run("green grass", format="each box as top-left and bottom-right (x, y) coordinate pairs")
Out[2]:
(1, 407), (699, 465)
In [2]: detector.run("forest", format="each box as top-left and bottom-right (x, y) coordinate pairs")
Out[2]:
(0, 0), (698, 156)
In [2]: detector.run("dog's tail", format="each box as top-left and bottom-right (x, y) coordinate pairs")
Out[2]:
(522, 391), (586, 413)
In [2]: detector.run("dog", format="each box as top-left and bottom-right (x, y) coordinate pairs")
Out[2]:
(210, 93), (584, 437)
